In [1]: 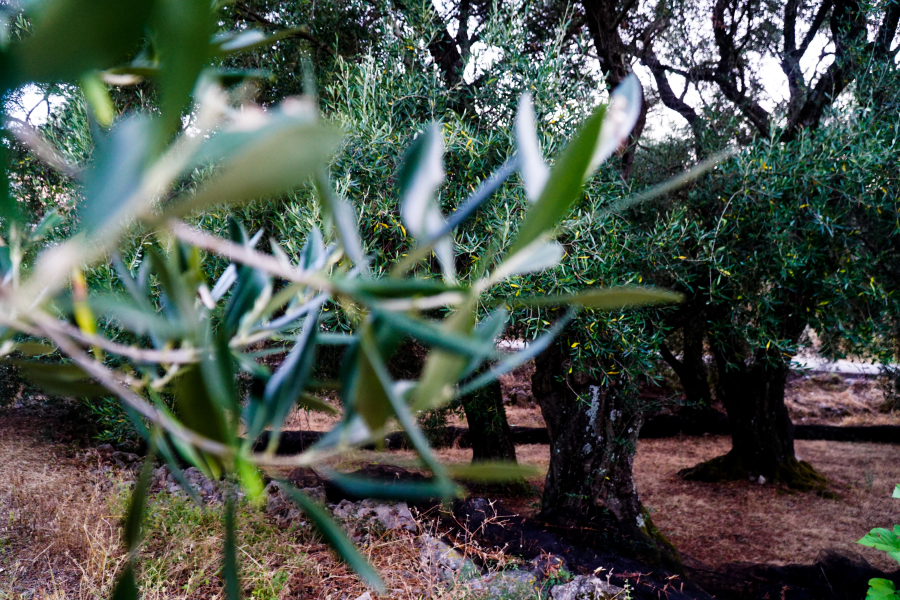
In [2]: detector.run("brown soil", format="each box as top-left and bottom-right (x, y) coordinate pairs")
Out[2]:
(634, 436), (900, 572)
(3, 367), (898, 597)
(329, 368), (900, 574)
(365, 437), (900, 574)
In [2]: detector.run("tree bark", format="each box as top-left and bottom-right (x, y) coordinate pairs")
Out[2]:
(460, 375), (517, 463)
(580, 0), (647, 180)
(532, 337), (678, 565)
(680, 343), (827, 491)
(660, 317), (712, 407)
(715, 349), (794, 476)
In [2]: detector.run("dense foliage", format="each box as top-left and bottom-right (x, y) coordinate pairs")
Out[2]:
(0, 0), (682, 595)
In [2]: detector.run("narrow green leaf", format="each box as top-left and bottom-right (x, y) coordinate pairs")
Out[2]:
(411, 301), (477, 412)
(152, 432), (203, 505)
(11, 0), (156, 84)
(297, 392), (338, 415)
(78, 117), (154, 234)
(174, 366), (230, 446)
(30, 209), (64, 242)
(338, 278), (461, 299)
(100, 65), (160, 85)
(279, 481), (384, 591)
(448, 462), (540, 482)
(223, 491), (241, 600)
(0, 144), (19, 225)
(201, 326), (239, 415)
(207, 68), (273, 87)
(212, 27), (306, 56)
(15, 342), (55, 357)
(398, 124), (445, 241)
(91, 295), (184, 340)
(167, 106), (341, 217)
(458, 309), (577, 396)
(146, 245), (197, 322)
(398, 124), (455, 280)
(152, 0), (215, 137)
(0, 247), (10, 280)
(210, 227), (264, 304)
(602, 148), (736, 216)
(360, 330), (446, 478)
(223, 262), (270, 336)
(262, 312), (319, 433)
(507, 104), (606, 257)
(80, 71), (116, 127)
(460, 307), (510, 378)
(15, 361), (108, 397)
(298, 227), (326, 271)
(145, 392), (215, 481)
(350, 338), (394, 435)
(491, 238), (564, 281)
(109, 564), (138, 600)
(437, 156), (518, 237)
(373, 310), (495, 358)
(516, 94), (549, 203)
(586, 74), (642, 175)
(314, 171), (365, 268)
(123, 444), (157, 551)
(236, 455), (266, 505)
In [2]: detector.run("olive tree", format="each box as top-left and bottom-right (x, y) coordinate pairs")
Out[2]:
(0, 0), (672, 595)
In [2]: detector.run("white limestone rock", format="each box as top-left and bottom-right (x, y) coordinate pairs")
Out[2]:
(550, 575), (625, 600)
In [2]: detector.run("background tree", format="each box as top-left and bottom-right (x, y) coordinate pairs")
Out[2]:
(518, 0), (900, 486)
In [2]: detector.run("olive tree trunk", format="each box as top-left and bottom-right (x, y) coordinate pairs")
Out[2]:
(660, 317), (712, 406)
(460, 375), (517, 463)
(680, 344), (827, 490)
(532, 339), (677, 565)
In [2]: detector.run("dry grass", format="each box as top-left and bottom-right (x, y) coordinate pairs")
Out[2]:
(0, 410), (517, 599)
(103, 489), (523, 599)
(0, 410), (124, 599)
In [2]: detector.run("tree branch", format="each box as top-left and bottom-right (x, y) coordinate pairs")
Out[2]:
(233, 1), (335, 57)
(5, 116), (83, 179)
(641, 50), (704, 146)
(711, 0), (771, 136)
(799, 0), (832, 55)
(783, 0), (866, 140)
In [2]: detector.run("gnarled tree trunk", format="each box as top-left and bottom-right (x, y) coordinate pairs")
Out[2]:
(680, 343), (827, 491)
(460, 375), (517, 463)
(532, 338), (678, 566)
(660, 315), (712, 407)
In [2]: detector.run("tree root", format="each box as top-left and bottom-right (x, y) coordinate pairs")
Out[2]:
(639, 509), (682, 569)
(678, 451), (833, 495)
